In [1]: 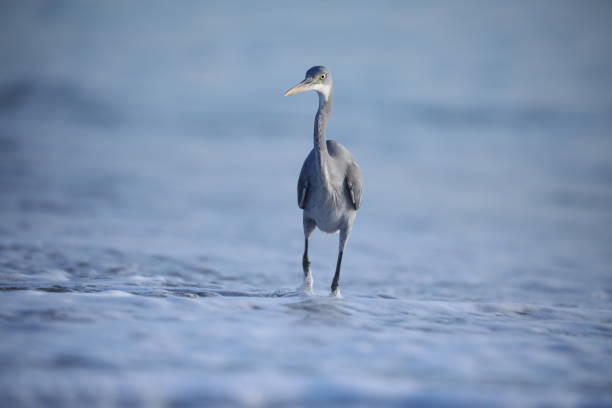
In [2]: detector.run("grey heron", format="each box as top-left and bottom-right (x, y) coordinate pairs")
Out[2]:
(284, 66), (363, 297)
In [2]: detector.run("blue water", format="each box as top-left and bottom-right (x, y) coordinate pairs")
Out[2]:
(1, 1), (612, 406)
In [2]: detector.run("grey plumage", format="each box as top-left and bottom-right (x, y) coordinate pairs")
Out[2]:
(284, 66), (363, 296)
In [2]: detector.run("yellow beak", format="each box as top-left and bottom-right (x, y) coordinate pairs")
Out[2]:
(284, 79), (312, 96)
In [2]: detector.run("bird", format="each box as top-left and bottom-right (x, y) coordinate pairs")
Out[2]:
(284, 66), (363, 297)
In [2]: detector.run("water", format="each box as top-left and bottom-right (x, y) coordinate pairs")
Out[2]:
(1, 1), (612, 406)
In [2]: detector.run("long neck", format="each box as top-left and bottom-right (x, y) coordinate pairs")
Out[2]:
(314, 89), (332, 180)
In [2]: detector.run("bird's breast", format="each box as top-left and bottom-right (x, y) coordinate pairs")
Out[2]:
(304, 182), (353, 233)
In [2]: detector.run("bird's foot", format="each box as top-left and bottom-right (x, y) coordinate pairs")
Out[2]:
(330, 287), (342, 298)
(301, 274), (313, 295)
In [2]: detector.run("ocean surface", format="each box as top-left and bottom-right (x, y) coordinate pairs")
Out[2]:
(1, 1), (612, 406)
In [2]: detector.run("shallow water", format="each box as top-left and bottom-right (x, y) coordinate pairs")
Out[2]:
(1, 1), (612, 407)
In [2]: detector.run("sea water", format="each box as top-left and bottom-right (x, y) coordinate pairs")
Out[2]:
(1, 1), (612, 406)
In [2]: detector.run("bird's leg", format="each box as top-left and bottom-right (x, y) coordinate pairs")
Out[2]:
(302, 239), (313, 290)
(302, 218), (315, 292)
(330, 250), (343, 297)
(331, 226), (351, 297)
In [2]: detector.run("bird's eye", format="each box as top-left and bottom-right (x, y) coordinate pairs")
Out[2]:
(320, 74), (326, 80)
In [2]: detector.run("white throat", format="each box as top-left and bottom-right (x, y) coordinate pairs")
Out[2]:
(312, 83), (331, 106)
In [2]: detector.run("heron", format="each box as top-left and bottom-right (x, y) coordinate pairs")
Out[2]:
(284, 66), (363, 297)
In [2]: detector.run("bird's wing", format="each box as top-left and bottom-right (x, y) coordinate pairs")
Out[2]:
(345, 160), (363, 210)
(297, 153), (312, 209)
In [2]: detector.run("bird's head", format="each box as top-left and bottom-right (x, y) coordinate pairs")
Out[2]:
(284, 66), (332, 99)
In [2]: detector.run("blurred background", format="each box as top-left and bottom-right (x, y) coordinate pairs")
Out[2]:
(1, 1), (611, 407)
